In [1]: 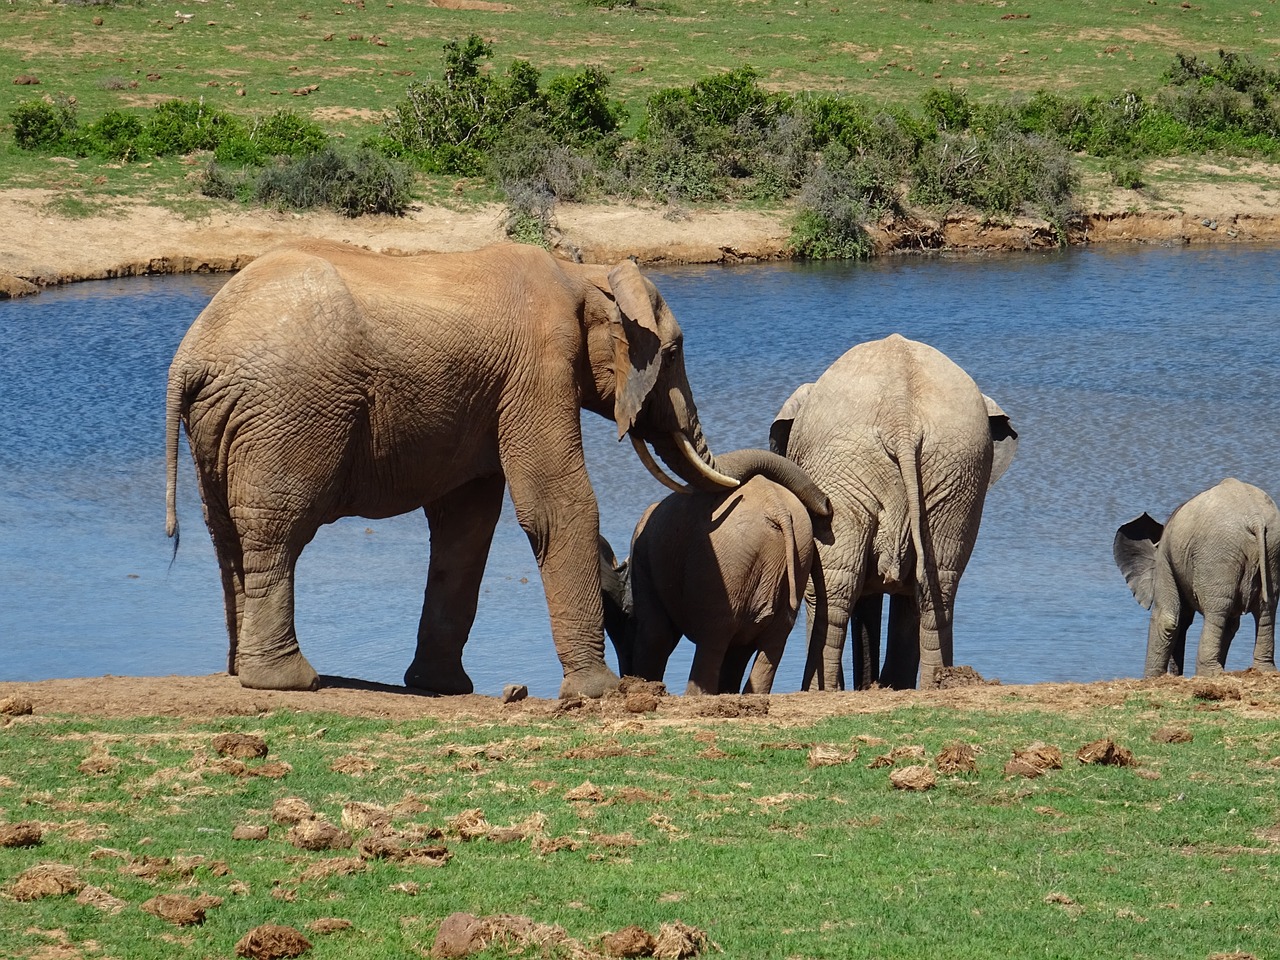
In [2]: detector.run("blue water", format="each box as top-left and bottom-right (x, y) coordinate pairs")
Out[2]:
(2, 244), (1278, 697)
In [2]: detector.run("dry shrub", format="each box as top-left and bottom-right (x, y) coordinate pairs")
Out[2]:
(234, 923), (313, 959)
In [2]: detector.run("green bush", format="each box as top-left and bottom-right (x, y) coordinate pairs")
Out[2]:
(10, 97), (77, 150)
(250, 146), (413, 216)
(78, 109), (147, 160)
(144, 98), (241, 154)
(214, 110), (329, 165)
(789, 146), (888, 260)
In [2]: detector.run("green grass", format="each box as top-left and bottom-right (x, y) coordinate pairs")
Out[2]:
(3, 0), (1278, 205)
(3, 694), (1280, 959)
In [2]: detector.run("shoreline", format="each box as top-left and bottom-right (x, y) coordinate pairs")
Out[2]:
(4, 187), (1280, 297)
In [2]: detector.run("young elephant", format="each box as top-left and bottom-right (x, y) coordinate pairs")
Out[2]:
(600, 450), (830, 695)
(1114, 478), (1280, 677)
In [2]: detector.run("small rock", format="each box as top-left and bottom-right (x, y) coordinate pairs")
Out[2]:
(234, 924), (313, 959)
(501, 684), (528, 704)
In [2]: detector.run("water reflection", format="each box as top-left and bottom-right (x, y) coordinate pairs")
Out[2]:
(1, 246), (1277, 696)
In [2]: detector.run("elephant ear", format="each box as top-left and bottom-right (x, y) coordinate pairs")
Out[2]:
(982, 394), (1019, 488)
(770, 382), (814, 456)
(1113, 512), (1164, 610)
(605, 261), (664, 439)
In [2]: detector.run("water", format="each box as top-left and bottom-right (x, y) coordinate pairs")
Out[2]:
(2, 244), (1278, 697)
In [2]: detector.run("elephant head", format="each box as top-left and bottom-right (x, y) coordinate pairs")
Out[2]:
(588, 262), (742, 495)
(1113, 512), (1164, 610)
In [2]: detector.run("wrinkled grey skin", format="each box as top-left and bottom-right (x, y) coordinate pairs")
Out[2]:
(771, 334), (1018, 691)
(1114, 478), (1280, 678)
(166, 240), (746, 697)
(599, 449), (830, 695)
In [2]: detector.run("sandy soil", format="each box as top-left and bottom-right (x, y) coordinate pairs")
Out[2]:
(4, 671), (1280, 725)
(2, 161), (1280, 294)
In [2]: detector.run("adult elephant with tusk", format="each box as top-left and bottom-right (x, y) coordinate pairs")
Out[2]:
(165, 239), (740, 696)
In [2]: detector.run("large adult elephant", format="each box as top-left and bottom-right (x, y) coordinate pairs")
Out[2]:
(1113, 478), (1280, 678)
(599, 450), (830, 695)
(166, 239), (746, 696)
(770, 334), (1018, 691)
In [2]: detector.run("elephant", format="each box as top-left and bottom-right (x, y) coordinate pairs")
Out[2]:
(770, 334), (1018, 691)
(165, 239), (751, 696)
(599, 449), (830, 695)
(1113, 477), (1280, 678)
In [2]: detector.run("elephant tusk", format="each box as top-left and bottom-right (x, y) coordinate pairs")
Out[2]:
(630, 434), (689, 493)
(672, 432), (740, 490)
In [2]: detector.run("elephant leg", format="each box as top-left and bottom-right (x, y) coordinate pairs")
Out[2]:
(506, 445), (618, 699)
(234, 520), (320, 692)
(879, 593), (921, 690)
(634, 618), (680, 685)
(687, 639), (731, 696)
(722, 645), (756, 695)
(1194, 612), (1239, 675)
(404, 474), (506, 694)
(742, 618), (793, 695)
(850, 593), (883, 691)
(199, 477), (245, 675)
(916, 569), (959, 688)
(1252, 603), (1278, 672)
(802, 550), (853, 691)
(1145, 596), (1193, 677)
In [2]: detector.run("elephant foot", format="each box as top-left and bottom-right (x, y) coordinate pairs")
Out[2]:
(559, 663), (621, 699)
(404, 658), (474, 695)
(1251, 661), (1279, 674)
(235, 650), (320, 691)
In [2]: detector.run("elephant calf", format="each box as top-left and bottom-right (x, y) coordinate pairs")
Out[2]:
(600, 450), (829, 695)
(1114, 477), (1280, 677)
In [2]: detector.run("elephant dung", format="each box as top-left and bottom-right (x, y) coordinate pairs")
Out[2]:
(0, 821), (42, 847)
(10, 863), (83, 900)
(934, 742), (980, 774)
(1076, 738), (1136, 767)
(231, 824), (270, 841)
(1192, 680), (1242, 702)
(286, 820), (352, 851)
(341, 801), (391, 833)
(653, 920), (712, 958)
(889, 765), (936, 791)
(1151, 726), (1193, 744)
(501, 684), (529, 704)
(234, 924), (313, 960)
(600, 925), (657, 957)
(0, 695), (33, 716)
(213, 732), (268, 759)
(271, 797), (315, 825)
(141, 892), (223, 927)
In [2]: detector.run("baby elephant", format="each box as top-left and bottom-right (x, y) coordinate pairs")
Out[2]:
(601, 451), (829, 695)
(1114, 477), (1280, 677)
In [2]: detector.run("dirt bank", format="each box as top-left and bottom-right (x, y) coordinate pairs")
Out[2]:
(4, 671), (1280, 725)
(3, 164), (1279, 296)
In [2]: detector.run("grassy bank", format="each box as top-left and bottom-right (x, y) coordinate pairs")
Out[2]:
(3, 0), (1280, 251)
(3, 680), (1280, 959)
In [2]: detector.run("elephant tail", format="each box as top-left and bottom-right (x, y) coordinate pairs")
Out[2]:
(780, 505), (803, 614)
(1257, 521), (1272, 607)
(900, 435), (942, 653)
(165, 363), (188, 553)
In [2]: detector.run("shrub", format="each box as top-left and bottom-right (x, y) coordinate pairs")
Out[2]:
(78, 109), (147, 160)
(10, 97), (77, 150)
(144, 98), (241, 154)
(544, 66), (626, 143)
(789, 146), (888, 260)
(214, 110), (329, 165)
(921, 86), (972, 132)
(251, 146), (413, 216)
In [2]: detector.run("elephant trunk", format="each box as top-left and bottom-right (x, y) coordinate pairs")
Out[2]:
(645, 416), (741, 494)
(708, 448), (832, 518)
